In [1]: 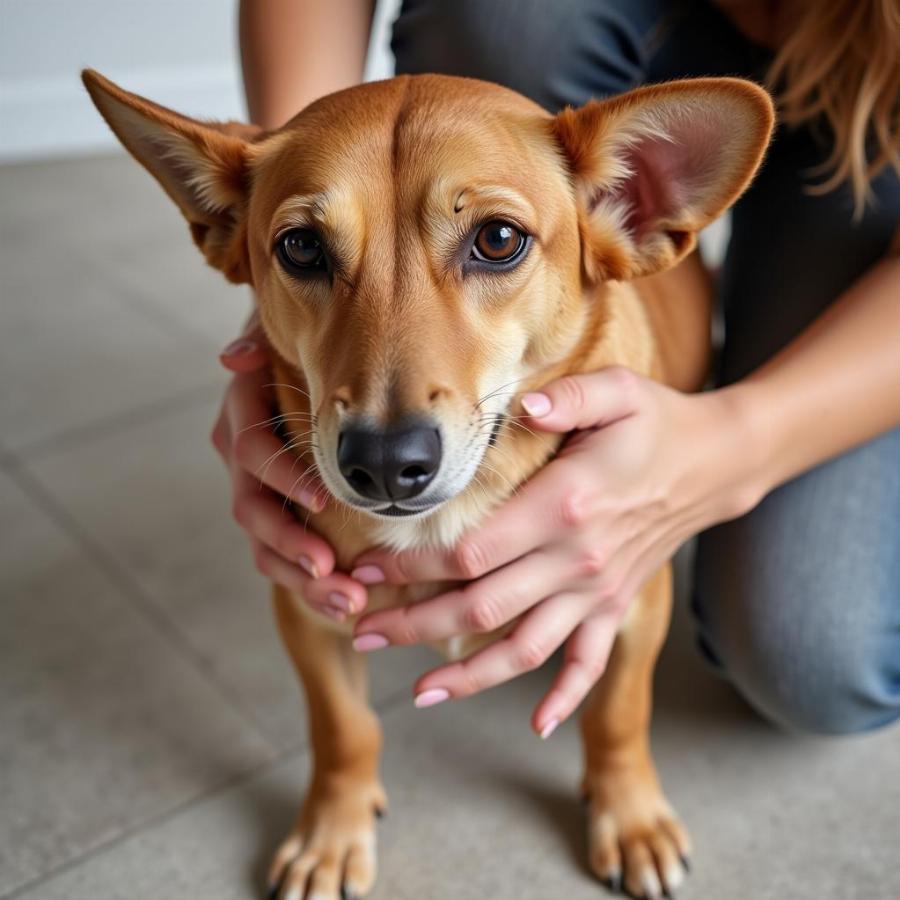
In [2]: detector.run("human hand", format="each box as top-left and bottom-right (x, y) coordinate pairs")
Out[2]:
(349, 368), (763, 735)
(211, 316), (367, 620)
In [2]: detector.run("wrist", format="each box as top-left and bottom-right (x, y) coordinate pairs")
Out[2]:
(702, 381), (775, 520)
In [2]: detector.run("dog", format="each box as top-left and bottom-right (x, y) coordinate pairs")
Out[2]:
(83, 68), (772, 899)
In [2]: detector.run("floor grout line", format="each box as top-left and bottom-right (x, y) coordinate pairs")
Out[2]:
(13, 380), (225, 460)
(2, 456), (278, 748)
(0, 689), (416, 899)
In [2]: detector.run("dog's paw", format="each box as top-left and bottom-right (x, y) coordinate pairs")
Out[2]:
(583, 771), (691, 899)
(268, 780), (386, 900)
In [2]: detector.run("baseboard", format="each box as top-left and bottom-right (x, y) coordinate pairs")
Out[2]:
(0, 64), (245, 163)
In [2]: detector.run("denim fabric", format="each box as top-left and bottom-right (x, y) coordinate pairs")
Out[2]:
(391, 0), (900, 734)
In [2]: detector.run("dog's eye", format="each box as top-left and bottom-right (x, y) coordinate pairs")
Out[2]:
(276, 228), (326, 273)
(471, 221), (527, 264)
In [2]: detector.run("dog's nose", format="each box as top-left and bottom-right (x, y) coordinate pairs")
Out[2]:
(337, 424), (442, 502)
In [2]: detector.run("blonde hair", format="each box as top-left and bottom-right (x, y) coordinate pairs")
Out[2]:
(766, 0), (900, 217)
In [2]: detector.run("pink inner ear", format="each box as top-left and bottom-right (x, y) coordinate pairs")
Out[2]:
(612, 112), (728, 241)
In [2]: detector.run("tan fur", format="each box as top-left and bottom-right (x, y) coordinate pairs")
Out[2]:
(83, 69), (772, 897)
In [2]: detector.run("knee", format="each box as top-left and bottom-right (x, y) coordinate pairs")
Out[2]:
(698, 592), (899, 735)
(694, 548), (900, 736)
(739, 636), (898, 736)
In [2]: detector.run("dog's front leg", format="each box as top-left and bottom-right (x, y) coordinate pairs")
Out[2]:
(268, 584), (385, 900)
(580, 564), (691, 900)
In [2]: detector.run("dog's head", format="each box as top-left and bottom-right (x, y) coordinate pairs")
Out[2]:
(84, 71), (772, 523)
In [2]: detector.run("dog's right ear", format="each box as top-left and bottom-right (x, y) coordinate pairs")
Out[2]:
(82, 69), (261, 283)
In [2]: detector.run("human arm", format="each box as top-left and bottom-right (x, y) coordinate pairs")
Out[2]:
(240, 0), (376, 128)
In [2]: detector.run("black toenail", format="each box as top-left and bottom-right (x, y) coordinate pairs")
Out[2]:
(375, 806), (386, 819)
(679, 854), (691, 872)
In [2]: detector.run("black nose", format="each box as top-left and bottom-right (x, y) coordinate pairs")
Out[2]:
(337, 423), (442, 502)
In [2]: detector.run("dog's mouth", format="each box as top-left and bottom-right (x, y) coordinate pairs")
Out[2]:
(371, 501), (441, 518)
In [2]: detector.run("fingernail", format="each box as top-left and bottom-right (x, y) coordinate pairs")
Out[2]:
(298, 554), (319, 579)
(294, 487), (324, 512)
(414, 687), (450, 708)
(521, 392), (552, 417)
(539, 718), (559, 740)
(353, 633), (389, 652)
(328, 591), (351, 612)
(222, 337), (257, 357)
(351, 564), (385, 585)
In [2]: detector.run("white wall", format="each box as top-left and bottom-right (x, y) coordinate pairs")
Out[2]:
(0, 0), (400, 162)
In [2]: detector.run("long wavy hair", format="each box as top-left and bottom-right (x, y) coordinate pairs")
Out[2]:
(766, 0), (900, 216)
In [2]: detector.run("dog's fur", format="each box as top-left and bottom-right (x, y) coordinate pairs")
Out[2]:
(84, 69), (772, 899)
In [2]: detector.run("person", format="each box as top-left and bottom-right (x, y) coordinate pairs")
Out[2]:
(214, 0), (900, 738)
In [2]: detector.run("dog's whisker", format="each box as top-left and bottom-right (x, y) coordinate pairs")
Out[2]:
(477, 459), (520, 497)
(238, 411), (318, 435)
(256, 432), (318, 483)
(264, 382), (314, 403)
(474, 376), (528, 410)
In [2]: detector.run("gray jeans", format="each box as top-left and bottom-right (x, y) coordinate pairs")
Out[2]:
(392, 0), (900, 734)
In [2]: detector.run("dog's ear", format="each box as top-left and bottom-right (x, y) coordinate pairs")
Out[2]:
(82, 69), (262, 284)
(552, 78), (774, 281)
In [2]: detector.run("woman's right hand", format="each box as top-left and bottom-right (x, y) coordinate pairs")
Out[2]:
(211, 317), (368, 621)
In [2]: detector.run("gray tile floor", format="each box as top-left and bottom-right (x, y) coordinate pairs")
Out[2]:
(1, 155), (897, 900)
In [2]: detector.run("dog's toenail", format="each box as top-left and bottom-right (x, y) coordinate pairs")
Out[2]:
(679, 855), (691, 872)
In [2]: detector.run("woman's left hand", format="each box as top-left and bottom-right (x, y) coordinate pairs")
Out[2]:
(349, 367), (765, 737)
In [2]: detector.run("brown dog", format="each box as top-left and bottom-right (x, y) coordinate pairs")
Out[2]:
(84, 69), (772, 900)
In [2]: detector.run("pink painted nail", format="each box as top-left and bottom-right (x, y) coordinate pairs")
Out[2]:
(353, 633), (389, 652)
(521, 392), (552, 417)
(222, 338), (257, 357)
(328, 591), (351, 612)
(540, 718), (560, 740)
(414, 688), (450, 709)
(351, 564), (385, 585)
(298, 554), (319, 579)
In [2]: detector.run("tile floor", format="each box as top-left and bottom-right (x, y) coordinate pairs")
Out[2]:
(1, 155), (897, 900)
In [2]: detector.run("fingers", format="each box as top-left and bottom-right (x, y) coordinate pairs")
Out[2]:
(215, 320), (365, 617)
(531, 613), (619, 735)
(352, 549), (562, 647)
(521, 366), (644, 432)
(232, 479), (335, 578)
(249, 539), (365, 621)
(226, 366), (326, 510)
(409, 591), (594, 708)
(219, 313), (269, 373)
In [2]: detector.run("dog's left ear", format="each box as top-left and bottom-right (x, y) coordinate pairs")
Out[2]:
(82, 69), (261, 284)
(552, 78), (774, 281)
